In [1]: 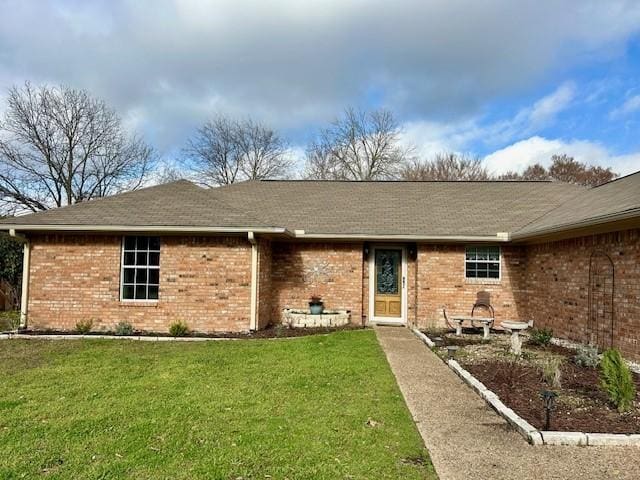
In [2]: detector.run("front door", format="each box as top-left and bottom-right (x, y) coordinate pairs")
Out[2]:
(373, 248), (403, 320)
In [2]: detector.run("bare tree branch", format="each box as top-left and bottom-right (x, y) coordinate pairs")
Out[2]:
(400, 152), (490, 181)
(0, 82), (154, 213)
(183, 115), (292, 186)
(304, 107), (409, 180)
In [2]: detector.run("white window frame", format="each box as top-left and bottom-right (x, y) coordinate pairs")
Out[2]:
(464, 245), (501, 281)
(120, 236), (161, 302)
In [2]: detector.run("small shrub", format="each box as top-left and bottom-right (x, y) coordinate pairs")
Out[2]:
(0, 311), (20, 331)
(75, 319), (93, 334)
(169, 321), (189, 337)
(574, 345), (600, 368)
(540, 356), (563, 388)
(115, 321), (134, 336)
(529, 328), (553, 347)
(600, 348), (636, 413)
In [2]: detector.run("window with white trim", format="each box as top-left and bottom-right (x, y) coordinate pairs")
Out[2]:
(465, 246), (500, 279)
(121, 236), (160, 300)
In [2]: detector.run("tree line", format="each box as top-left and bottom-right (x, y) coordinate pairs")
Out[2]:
(0, 82), (621, 308)
(0, 83), (619, 217)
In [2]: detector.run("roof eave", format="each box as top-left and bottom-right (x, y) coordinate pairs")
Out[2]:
(0, 224), (291, 235)
(511, 208), (640, 242)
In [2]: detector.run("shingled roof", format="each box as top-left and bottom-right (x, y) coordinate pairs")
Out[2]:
(513, 171), (640, 239)
(1, 174), (638, 241)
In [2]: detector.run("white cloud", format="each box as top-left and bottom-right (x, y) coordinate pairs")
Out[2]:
(484, 136), (640, 175)
(1, 0), (639, 152)
(610, 95), (640, 118)
(527, 82), (576, 128)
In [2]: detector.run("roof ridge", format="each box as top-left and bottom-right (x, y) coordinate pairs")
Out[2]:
(591, 169), (640, 189)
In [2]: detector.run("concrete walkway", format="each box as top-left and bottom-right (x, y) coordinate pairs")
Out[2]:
(375, 326), (639, 480)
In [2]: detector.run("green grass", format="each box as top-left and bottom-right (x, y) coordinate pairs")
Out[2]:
(0, 331), (436, 479)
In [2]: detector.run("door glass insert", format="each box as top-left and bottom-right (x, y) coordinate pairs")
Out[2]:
(376, 249), (400, 294)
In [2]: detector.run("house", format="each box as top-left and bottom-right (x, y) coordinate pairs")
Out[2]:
(1, 172), (639, 359)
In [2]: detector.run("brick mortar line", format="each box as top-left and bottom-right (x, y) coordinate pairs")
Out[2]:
(410, 327), (640, 447)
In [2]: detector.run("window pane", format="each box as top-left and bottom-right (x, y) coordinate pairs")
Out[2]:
(122, 285), (135, 299)
(136, 236), (149, 250)
(148, 252), (160, 266)
(477, 269), (488, 278)
(476, 248), (488, 260)
(148, 285), (159, 300)
(135, 268), (147, 283)
(123, 268), (135, 283)
(136, 252), (147, 265)
(465, 247), (476, 261)
(124, 251), (135, 265)
(488, 248), (500, 261)
(149, 237), (160, 251)
(488, 269), (500, 279)
(124, 237), (136, 250)
(148, 269), (159, 285)
(135, 284), (147, 299)
(466, 263), (476, 278)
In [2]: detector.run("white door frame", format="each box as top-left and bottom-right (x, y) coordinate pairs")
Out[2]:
(368, 245), (408, 325)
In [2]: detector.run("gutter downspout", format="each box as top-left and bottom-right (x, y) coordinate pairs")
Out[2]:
(9, 229), (29, 329)
(248, 232), (258, 331)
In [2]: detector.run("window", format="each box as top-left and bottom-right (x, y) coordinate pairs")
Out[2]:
(121, 236), (160, 300)
(465, 246), (500, 279)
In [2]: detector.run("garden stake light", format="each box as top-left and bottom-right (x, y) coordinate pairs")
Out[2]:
(446, 345), (458, 359)
(541, 390), (558, 430)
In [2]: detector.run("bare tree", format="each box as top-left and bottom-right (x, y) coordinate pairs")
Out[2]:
(0, 83), (154, 214)
(184, 115), (291, 186)
(304, 108), (409, 180)
(400, 152), (490, 181)
(499, 154), (618, 186)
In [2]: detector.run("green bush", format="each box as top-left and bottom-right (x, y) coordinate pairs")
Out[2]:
(600, 348), (636, 413)
(169, 321), (189, 337)
(574, 345), (599, 368)
(0, 310), (20, 331)
(115, 321), (134, 336)
(75, 319), (93, 334)
(528, 327), (553, 347)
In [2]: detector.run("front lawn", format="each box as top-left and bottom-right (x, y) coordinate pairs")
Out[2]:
(0, 331), (435, 479)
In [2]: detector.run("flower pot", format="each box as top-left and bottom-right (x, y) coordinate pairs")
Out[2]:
(309, 303), (324, 315)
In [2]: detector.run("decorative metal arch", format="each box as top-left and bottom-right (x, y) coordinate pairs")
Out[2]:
(587, 251), (615, 350)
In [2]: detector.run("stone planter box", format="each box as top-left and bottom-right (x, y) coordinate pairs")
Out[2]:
(283, 309), (350, 328)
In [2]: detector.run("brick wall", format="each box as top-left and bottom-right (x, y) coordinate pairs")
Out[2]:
(414, 244), (528, 329)
(28, 234), (252, 333)
(270, 241), (364, 323)
(525, 229), (640, 360)
(256, 239), (272, 329)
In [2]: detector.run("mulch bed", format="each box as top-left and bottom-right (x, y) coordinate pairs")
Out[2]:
(13, 324), (367, 339)
(464, 355), (640, 433)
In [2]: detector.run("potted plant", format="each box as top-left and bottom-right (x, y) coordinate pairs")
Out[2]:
(309, 295), (324, 315)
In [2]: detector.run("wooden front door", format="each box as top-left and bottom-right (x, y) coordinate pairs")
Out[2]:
(374, 248), (402, 318)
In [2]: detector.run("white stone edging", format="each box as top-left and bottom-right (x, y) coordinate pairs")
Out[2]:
(0, 330), (370, 342)
(411, 327), (435, 348)
(412, 328), (640, 447)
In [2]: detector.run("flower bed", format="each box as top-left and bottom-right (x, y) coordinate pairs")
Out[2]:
(423, 328), (640, 435)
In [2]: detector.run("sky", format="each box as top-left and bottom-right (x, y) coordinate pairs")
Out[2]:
(1, 0), (640, 176)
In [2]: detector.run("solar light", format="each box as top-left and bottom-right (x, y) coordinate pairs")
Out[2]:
(446, 345), (459, 359)
(433, 337), (443, 347)
(541, 390), (558, 430)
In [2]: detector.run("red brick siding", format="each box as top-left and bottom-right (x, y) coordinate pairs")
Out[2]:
(256, 239), (272, 329)
(28, 234), (252, 333)
(270, 242), (364, 323)
(414, 244), (527, 328)
(525, 229), (640, 360)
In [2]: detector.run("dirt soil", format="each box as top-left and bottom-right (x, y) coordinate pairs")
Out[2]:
(20, 324), (367, 339)
(463, 349), (640, 433)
